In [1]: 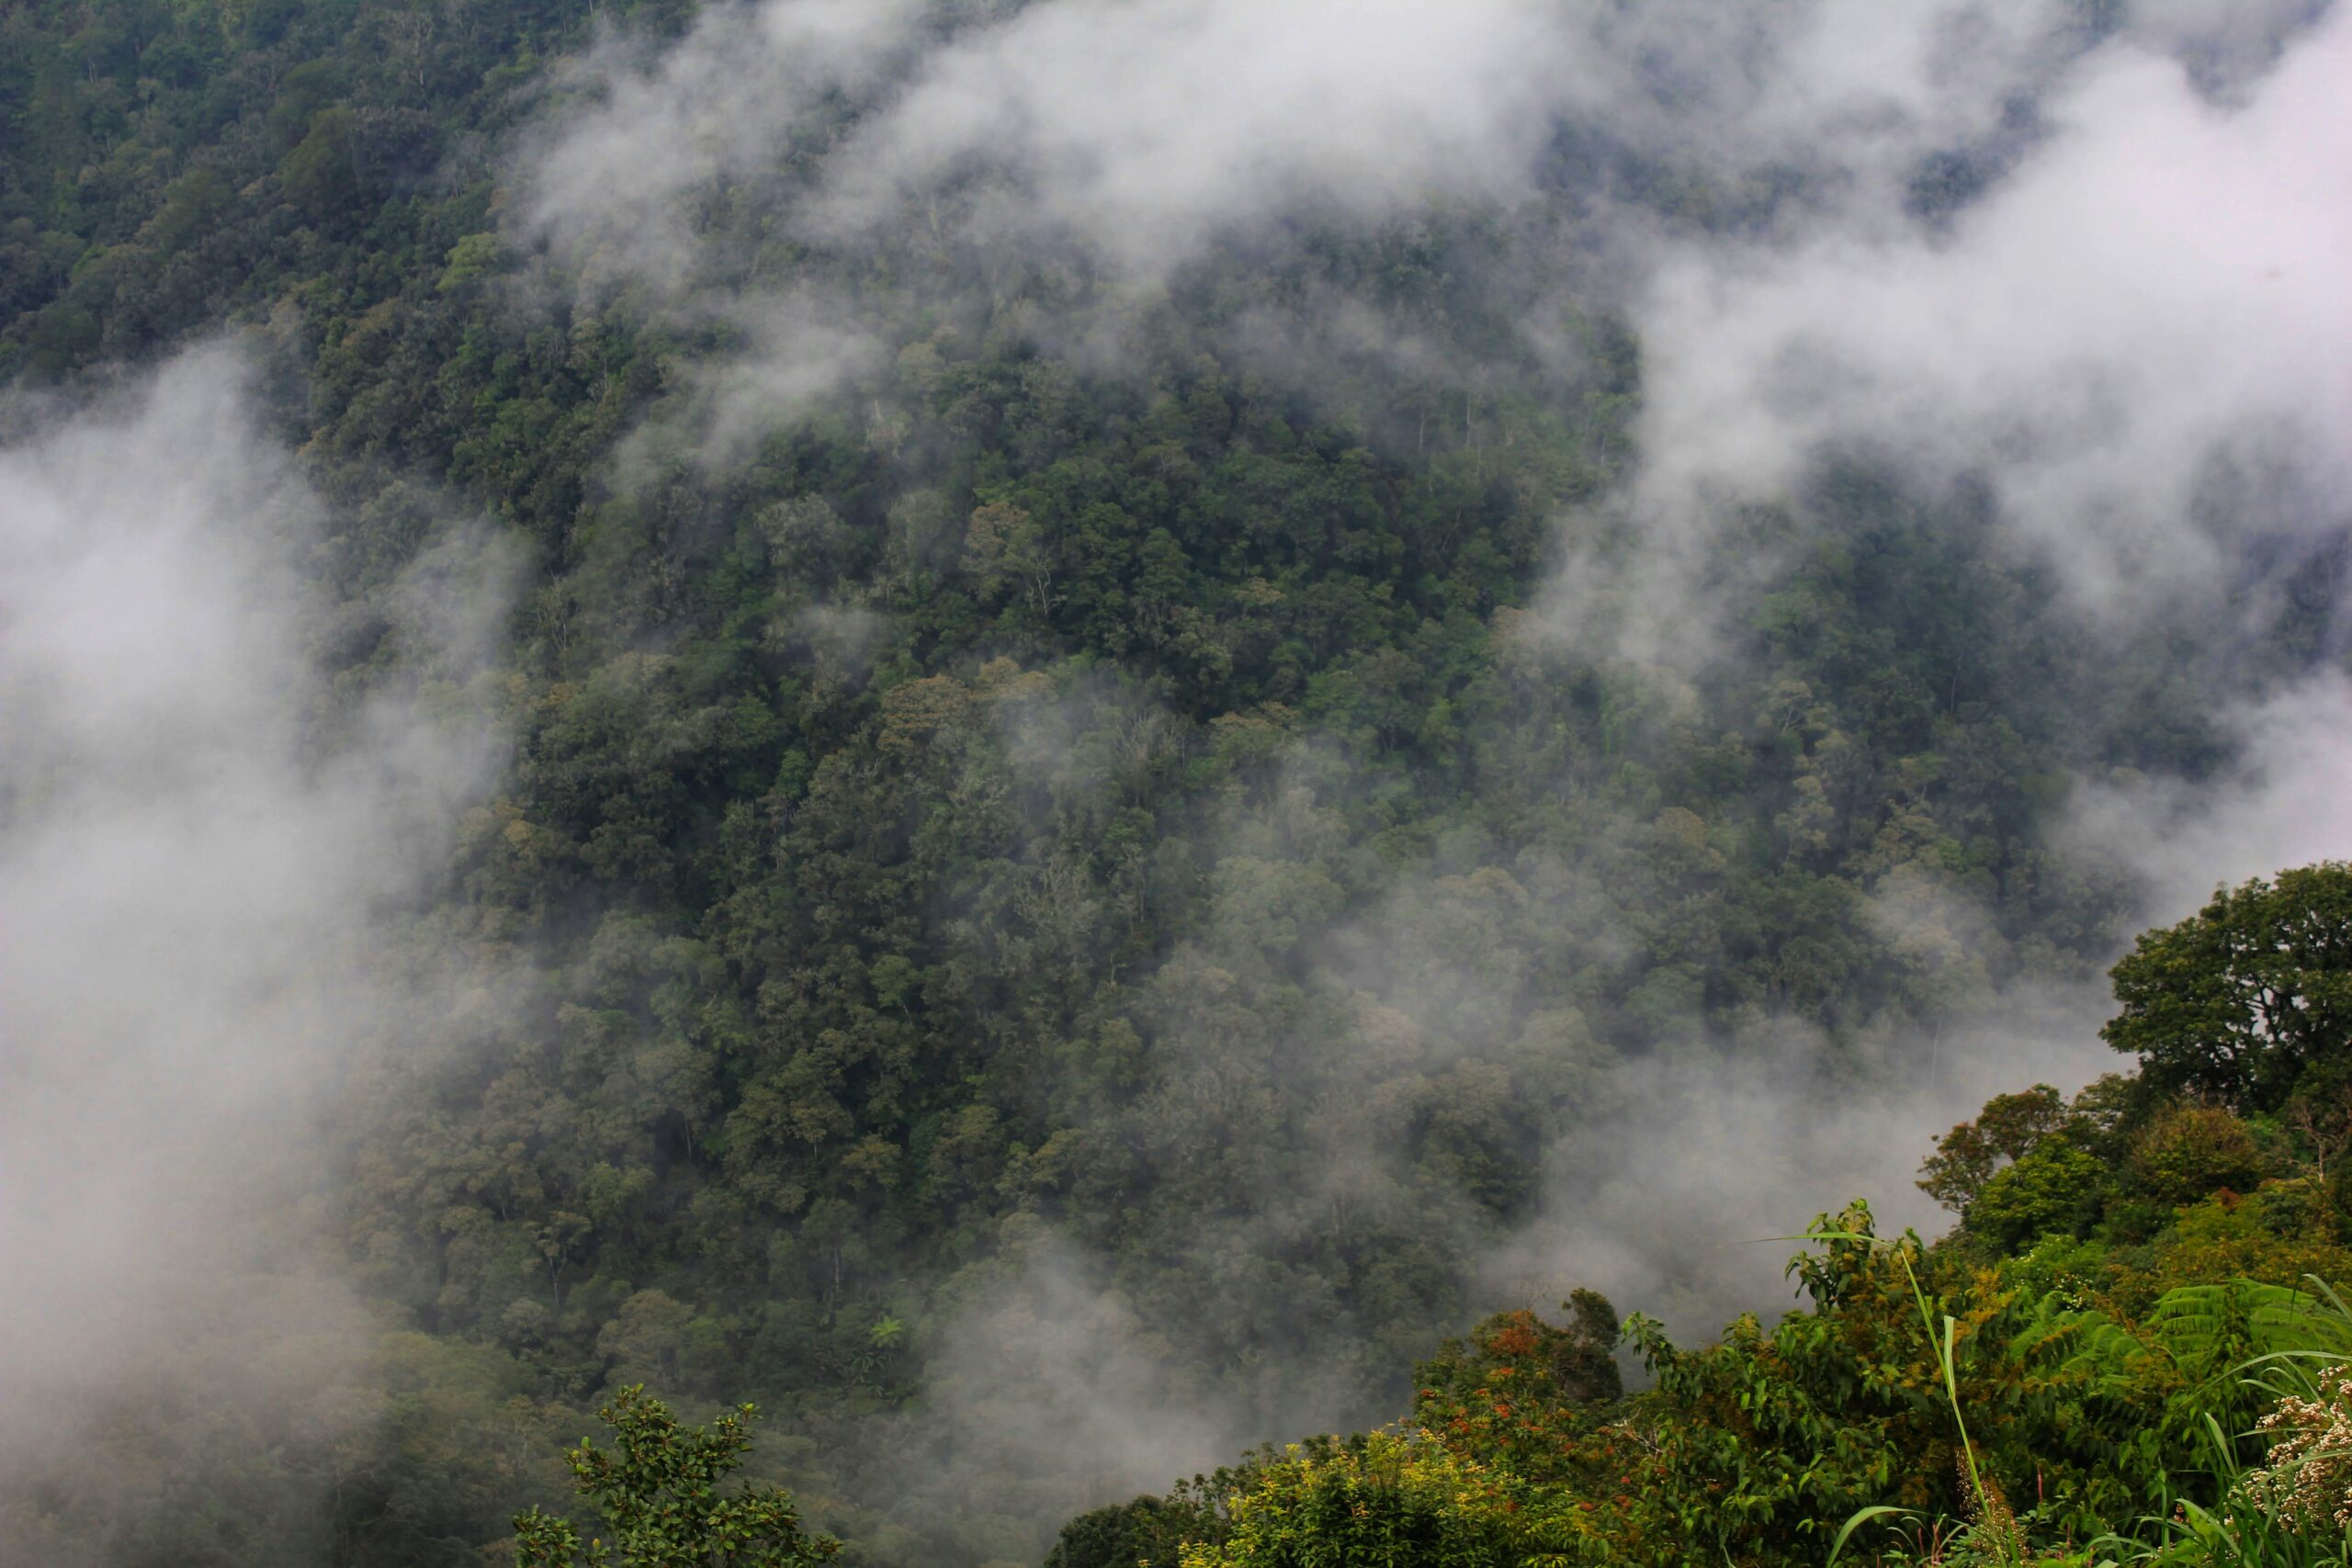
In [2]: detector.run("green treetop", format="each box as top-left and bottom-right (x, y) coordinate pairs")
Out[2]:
(513, 1386), (838, 1568)
(2104, 863), (2352, 1111)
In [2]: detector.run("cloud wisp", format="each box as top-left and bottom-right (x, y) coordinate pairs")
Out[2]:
(0, 346), (510, 1561)
(1585, 4), (2352, 660)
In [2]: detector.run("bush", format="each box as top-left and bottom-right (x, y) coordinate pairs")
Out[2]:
(1972, 1140), (2108, 1249)
(2132, 1105), (2267, 1206)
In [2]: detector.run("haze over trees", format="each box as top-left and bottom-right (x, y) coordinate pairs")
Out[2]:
(1, 1), (2347, 1564)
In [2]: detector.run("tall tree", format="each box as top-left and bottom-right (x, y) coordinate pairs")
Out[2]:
(2103, 863), (2352, 1110)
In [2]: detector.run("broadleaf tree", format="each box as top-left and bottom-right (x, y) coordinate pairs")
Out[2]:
(513, 1386), (838, 1568)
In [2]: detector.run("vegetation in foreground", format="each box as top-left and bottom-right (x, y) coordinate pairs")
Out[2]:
(1037, 867), (2352, 1567)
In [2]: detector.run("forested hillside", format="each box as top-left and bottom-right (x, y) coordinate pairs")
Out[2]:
(2, 2), (2347, 1564)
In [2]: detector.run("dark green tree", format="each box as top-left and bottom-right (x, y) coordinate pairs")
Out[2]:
(1043, 1493), (1221, 1568)
(2103, 863), (2352, 1110)
(1917, 1084), (2066, 1212)
(512, 1387), (838, 1568)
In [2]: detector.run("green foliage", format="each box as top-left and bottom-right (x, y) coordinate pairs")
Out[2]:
(2105, 866), (2352, 1111)
(1922, 1085), (2071, 1212)
(1410, 1291), (1624, 1482)
(512, 1387), (837, 1568)
(1174, 1430), (1596, 1568)
(1973, 1140), (2109, 1250)
(1920, 1073), (2286, 1257)
(1044, 1490), (1226, 1568)
(2133, 1107), (2270, 1207)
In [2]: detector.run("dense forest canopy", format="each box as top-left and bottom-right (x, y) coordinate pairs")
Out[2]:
(0, 1), (2347, 1564)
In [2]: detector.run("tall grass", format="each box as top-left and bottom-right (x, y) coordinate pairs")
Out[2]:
(1810, 1226), (2020, 1568)
(1809, 1244), (2352, 1568)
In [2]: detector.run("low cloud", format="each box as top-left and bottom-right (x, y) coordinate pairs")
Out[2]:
(805, 0), (1575, 274)
(1479, 992), (2119, 1343)
(2066, 673), (2352, 922)
(513, 0), (928, 299)
(1540, 16), (2348, 675)
(0, 346), (511, 1559)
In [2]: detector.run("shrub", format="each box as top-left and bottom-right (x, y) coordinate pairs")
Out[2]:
(2132, 1105), (2267, 1206)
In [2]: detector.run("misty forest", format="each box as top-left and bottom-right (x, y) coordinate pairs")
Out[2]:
(4, 2), (2351, 1565)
